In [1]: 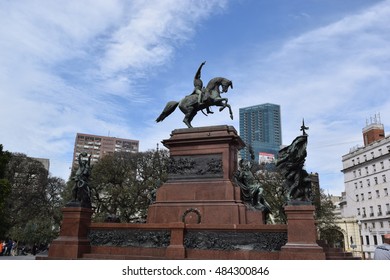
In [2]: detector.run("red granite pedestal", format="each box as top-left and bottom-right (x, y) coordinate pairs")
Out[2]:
(147, 125), (264, 225)
(279, 204), (325, 260)
(47, 207), (93, 259)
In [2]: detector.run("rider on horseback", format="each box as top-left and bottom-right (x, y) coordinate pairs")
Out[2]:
(192, 61), (213, 114)
(156, 62), (233, 128)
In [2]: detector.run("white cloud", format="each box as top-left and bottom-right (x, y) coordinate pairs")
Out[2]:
(99, 0), (228, 79)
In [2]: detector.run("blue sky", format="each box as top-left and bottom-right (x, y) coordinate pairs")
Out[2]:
(1, 0), (390, 196)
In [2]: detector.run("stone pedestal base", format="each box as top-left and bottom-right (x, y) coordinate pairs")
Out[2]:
(147, 126), (261, 225)
(279, 205), (325, 260)
(47, 207), (93, 259)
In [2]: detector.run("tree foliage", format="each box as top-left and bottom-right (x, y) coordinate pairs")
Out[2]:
(0, 145), (12, 237)
(86, 149), (169, 222)
(254, 164), (340, 233)
(315, 189), (342, 246)
(256, 166), (288, 223)
(1, 152), (66, 244)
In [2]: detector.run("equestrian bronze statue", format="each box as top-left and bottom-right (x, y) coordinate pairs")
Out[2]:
(156, 61), (234, 128)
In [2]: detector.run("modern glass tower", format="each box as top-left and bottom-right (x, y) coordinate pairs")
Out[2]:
(239, 103), (282, 163)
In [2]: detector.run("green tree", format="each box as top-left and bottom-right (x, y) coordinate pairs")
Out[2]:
(254, 165), (340, 234)
(315, 190), (342, 246)
(3, 153), (66, 245)
(86, 149), (169, 222)
(256, 167), (288, 223)
(0, 144), (12, 237)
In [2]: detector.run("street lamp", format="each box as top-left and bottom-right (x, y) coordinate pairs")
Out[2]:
(357, 220), (365, 260)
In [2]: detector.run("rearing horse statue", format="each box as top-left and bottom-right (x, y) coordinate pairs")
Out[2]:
(156, 62), (234, 128)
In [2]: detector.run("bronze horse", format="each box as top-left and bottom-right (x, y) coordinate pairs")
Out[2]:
(156, 77), (233, 128)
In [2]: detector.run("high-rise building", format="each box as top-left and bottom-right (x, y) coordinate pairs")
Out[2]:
(239, 103), (282, 163)
(72, 133), (139, 169)
(340, 117), (390, 259)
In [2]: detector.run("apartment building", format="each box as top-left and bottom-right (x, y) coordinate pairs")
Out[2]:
(72, 133), (139, 169)
(340, 118), (390, 259)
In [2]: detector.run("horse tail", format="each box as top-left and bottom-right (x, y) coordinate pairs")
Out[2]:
(156, 101), (179, 123)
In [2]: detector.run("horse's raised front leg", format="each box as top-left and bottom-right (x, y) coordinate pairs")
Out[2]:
(216, 98), (228, 112)
(227, 103), (233, 119)
(215, 99), (233, 120)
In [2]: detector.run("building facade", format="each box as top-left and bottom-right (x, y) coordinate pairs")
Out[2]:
(239, 103), (282, 163)
(340, 120), (390, 259)
(33, 157), (50, 172)
(72, 133), (139, 169)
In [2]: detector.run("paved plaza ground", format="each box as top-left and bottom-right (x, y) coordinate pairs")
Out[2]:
(0, 254), (43, 260)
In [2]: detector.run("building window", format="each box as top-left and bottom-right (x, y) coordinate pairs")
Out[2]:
(376, 190), (380, 198)
(352, 159), (355, 165)
(384, 188), (388, 196)
(365, 167), (369, 175)
(383, 174), (387, 183)
(360, 181), (363, 188)
(379, 148), (383, 155)
(358, 169), (362, 176)
(353, 171), (356, 178)
(368, 192), (372, 199)
(380, 221), (384, 228)
(361, 193), (365, 201)
(372, 222), (376, 229)
(354, 182), (358, 189)
(380, 161), (384, 169)
(367, 179), (371, 187)
(372, 164), (376, 172)
(386, 203), (390, 215)
(371, 151), (375, 159)
(357, 157), (360, 164)
(362, 207), (366, 217)
(374, 235), (378, 245)
(374, 177), (378, 185)
(370, 206), (374, 217)
(356, 194), (359, 201)
(378, 205), (382, 216)
(357, 208), (361, 215)
(366, 236), (370, 245)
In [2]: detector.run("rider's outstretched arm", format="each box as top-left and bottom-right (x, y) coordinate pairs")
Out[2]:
(194, 61), (206, 80)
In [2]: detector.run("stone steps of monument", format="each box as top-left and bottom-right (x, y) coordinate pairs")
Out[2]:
(82, 253), (165, 260)
(317, 241), (361, 260)
(325, 252), (361, 260)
